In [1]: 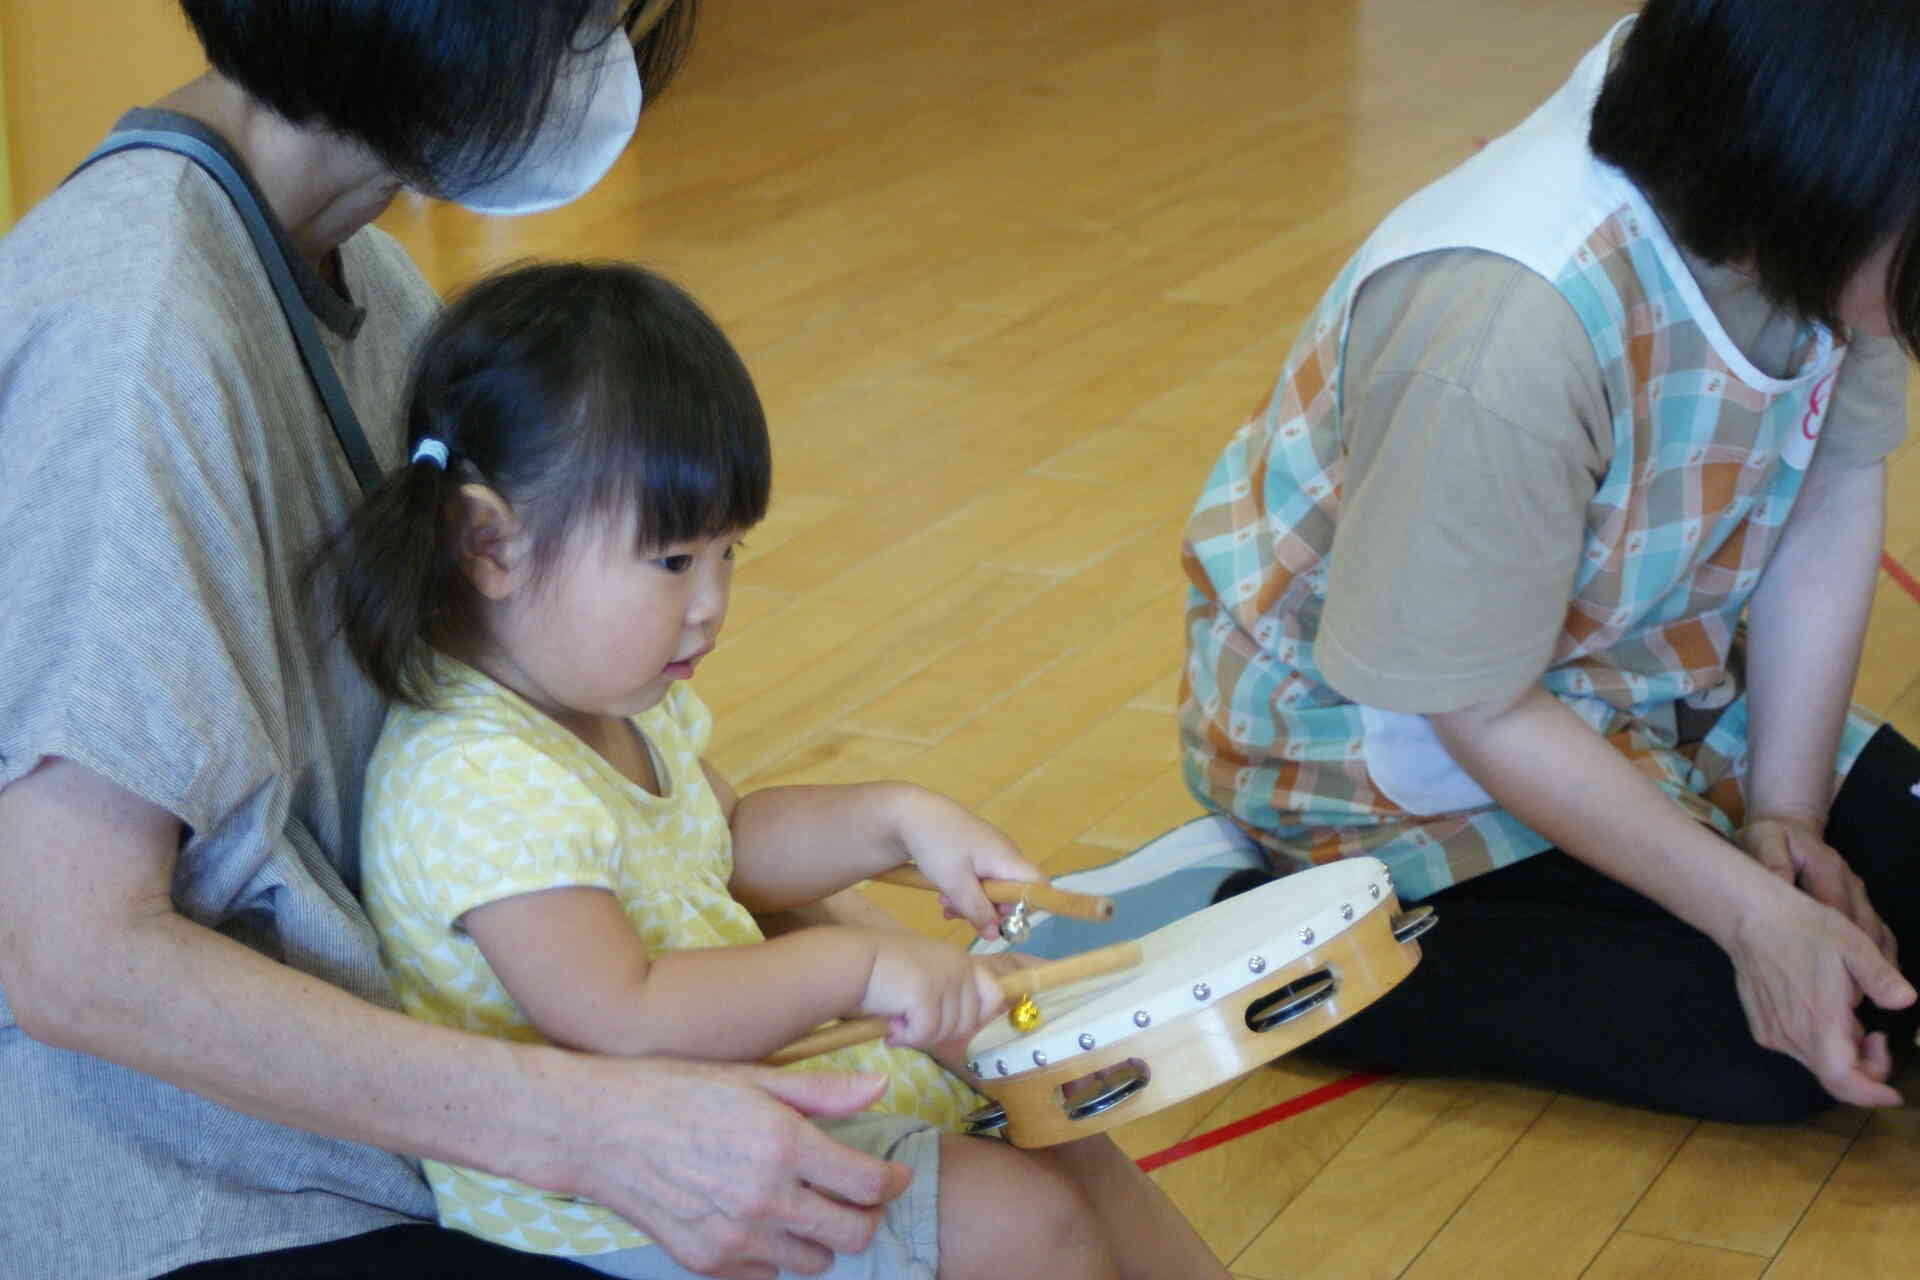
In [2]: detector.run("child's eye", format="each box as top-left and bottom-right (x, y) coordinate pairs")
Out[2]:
(723, 541), (743, 561)
(654, 554), (694, 573)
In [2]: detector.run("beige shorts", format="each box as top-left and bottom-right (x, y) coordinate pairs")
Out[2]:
(572, 1112), (941, 1279)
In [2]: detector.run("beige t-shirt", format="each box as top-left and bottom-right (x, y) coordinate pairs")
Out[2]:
(1316, 247), (1909, 715)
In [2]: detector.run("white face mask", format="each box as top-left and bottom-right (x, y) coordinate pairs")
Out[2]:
(453, 29), (643, 216)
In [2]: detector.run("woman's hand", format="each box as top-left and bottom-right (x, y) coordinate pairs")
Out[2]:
(554, 1058), (909, 1280)
(1722, 869), (1913, 1109)
(0, 758), (912, 1280)
(887, 788), (1044, 941)
(858, 931), (1011, 1049)
(1740, 813), (1897, 963)
(1429, 686), (1915, 1109)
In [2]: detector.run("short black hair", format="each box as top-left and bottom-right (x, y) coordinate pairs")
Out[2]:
(319, 260), (770, 705)
(178, 0), (699, 196)
(1591, 0), (1920, 353)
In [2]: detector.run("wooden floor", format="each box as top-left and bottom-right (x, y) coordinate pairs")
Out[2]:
(394, 1), (1920, 1276)
(16, 0), (1920, 1273)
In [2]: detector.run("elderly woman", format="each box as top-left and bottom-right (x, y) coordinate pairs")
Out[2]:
(0, 4), (916, 1277)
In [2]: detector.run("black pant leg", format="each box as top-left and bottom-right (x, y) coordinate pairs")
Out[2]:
(1305, 851), (1829, 1123)
(160, 1225), (585, 1279)
(1823, 725), (1920, 1049)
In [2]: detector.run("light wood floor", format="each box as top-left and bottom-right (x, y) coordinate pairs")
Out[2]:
(394, 4), (1920, 1274)
(16, 0), (1920, 1274)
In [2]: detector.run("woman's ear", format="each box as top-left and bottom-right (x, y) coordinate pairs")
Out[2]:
(448, 483), (528, 600)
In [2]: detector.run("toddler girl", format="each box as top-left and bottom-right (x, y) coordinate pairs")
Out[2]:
(321, 262), (1227, 1279)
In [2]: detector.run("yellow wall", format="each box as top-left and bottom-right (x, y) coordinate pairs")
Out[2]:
(1, 10), (13, 228)
(1, 1), (204, 218)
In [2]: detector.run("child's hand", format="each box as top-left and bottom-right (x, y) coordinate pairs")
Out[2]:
(920, 952), (1039, 1075)
(888, 788), (1045, 941)
(859, 932), (1010, 1050)
(1740, 814), (1897, 964)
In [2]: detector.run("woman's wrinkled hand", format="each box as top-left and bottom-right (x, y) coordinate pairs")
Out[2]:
(1723, 870), (1913, 1110)
(1740, 814), (1896, 963)
(559, 1057), (911, 1280)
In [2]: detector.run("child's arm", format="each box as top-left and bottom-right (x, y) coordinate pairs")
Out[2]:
(1429, 684), (1913, 1106)
(459, 887), (1009, 1061)
(1741, 454), (1892, 951)
(0, 758), (910, 1275)
(711, 768), (1044, 942)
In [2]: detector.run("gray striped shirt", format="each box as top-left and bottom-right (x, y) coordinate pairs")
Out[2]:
(0, 112), (440, 1277)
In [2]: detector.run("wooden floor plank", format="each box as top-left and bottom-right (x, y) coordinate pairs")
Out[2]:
(1620, 1122), (1850, 1258)
(1401, 1097), (1693, 1280)
(1236, 1080), (1553, 1280)
(1767, 1129), (1920, 1279)
(1582, 1233), (1766, 1280)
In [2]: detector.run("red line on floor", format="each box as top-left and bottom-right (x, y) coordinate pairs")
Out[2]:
(1134, 1072), (1388, 1173)
(1884, 551), (1920, 607)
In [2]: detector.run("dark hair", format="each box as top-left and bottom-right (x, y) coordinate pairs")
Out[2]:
(1590, 0), (1920, 354)
(318, 260), (770, 705)
(178, 0), (699, 196)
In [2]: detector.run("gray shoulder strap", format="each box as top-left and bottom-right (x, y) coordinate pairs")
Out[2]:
(66, 129), (381, 492)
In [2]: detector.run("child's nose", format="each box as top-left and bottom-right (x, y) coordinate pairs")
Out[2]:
(689, 564), (730, 624)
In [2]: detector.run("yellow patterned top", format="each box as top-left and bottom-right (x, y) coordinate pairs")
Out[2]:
(360, 652), (983, 1258)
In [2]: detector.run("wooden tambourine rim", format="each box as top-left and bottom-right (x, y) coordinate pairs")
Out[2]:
(970, 891), (1420, 1148)
(967, 857), (1397, 1077)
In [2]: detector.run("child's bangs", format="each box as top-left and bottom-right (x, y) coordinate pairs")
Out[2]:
(575, 354), (771, 553)
(604, 418), (770, 552)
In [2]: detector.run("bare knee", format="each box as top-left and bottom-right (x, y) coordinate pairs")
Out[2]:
(936, 1134), (1116, 1280)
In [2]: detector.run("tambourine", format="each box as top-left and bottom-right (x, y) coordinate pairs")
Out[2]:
(959, 856), (1431, 1147)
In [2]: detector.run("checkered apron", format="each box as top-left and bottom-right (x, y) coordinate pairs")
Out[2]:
(1180, 28), (1880, 901)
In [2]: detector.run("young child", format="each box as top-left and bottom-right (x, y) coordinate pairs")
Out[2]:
(1182, 0), (1920, 1122)
(322, 262), (1228, 1279)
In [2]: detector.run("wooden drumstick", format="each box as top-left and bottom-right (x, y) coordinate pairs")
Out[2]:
(871, 866), (1115, 923)
(764, 939), (1144, 1066)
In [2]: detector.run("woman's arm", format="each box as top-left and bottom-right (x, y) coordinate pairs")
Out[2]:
(1431, 687), (1913, 1106)
(0, 757), (908, 1280)
(1740, 455), (1894, 949)
(1746, 455), (1882, 819)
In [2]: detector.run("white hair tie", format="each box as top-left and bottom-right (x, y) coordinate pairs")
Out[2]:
(410, 438), (450, 470)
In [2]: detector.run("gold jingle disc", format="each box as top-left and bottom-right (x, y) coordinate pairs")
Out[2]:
(1008, 994), (1041, 1033)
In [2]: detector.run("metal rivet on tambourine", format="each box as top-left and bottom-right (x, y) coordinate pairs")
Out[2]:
(968, 1060), (980, 1076)
(1192, 982), (1211, 1002)
(1299, 927), (1315, 945)
(1370, 883), (1382, 900)
(996, 1059), (1008, 1077)
(1248, 955), (1267, 974)
(1340, 903), (1355, 922)
(1133, 1010), (1151, 1028)
(1032, 1050), (1048, 1067)
(1078, 1033), (1096, 1051)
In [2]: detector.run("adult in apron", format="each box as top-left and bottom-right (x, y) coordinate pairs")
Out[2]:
(1183, 0), (1920, 1122)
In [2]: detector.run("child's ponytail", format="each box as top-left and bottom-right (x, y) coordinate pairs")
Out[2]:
(313, 423), (467, 707)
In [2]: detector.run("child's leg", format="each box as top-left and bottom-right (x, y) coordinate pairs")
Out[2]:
(1029, 1134), (1230, 1280)
(937, 1133), (1118, 1280)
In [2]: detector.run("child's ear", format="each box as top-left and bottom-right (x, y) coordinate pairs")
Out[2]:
(448, 483), (529, 600)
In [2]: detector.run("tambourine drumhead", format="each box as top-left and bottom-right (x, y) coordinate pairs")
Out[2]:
(966, 856), (1396, 1079)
